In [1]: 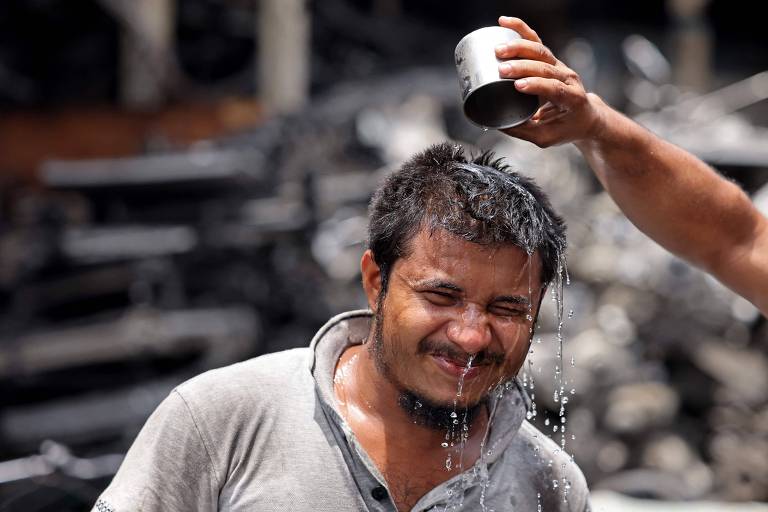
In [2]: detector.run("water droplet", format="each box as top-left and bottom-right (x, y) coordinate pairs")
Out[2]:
(450, 411), (458, 418)
(441, 442), (449, 448)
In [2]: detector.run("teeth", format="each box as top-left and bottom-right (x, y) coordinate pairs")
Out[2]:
(435, 354), (477, 368)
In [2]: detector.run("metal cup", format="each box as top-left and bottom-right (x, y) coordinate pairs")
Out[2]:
(455, 26), (539, 130)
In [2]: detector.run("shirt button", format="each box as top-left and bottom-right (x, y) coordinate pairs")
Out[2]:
(371, 486), (389, 501)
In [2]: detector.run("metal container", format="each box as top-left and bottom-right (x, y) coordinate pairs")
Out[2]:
(455, 26), (539, 129)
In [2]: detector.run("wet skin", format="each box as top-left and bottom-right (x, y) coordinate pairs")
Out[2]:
(334, 227), (544, 510)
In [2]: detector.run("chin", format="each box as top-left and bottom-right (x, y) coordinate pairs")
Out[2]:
(411, 382), (489, 410)
(397, 387), (488, 432)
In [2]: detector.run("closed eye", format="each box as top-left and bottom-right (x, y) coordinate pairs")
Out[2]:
(488, 303), (527, 317)
(423, 290), (458, 306)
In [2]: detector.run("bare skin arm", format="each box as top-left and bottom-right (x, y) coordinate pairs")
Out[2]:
(494, 16), (768, 315)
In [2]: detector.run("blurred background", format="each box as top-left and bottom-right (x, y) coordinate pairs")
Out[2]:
(0, 0), (766, 510)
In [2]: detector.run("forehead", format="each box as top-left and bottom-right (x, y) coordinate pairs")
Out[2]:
(394, 227), (542, 291)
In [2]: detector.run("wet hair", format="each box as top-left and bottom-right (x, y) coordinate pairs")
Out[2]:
(367, 142), (566, 291)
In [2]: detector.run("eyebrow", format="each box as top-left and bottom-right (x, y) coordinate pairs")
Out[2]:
(415, 279), (463, 293)
(493, 295), (530, 306)
(415, 279), (531, 306)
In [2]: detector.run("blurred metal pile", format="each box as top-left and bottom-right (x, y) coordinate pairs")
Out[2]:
(1, 53), (767, 509)
(0, 133), (319, 508)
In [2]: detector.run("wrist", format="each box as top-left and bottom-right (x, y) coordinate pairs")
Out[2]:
(574, 93), (643, 153)
(574, 93), (610, 149)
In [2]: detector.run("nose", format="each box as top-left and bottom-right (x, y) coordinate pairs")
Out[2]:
(445, 305), (492, 355)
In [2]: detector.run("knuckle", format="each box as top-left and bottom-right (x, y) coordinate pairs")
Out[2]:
(547, 63), (561, 78)
(553, 83), (567, 101)
(506, 41), (522, 54)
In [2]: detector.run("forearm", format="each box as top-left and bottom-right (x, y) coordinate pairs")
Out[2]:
(574, 94), (768, 312)
(492, 16), (768, 313)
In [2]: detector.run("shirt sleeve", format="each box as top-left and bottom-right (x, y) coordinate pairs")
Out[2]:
(91, 390), (220, 512)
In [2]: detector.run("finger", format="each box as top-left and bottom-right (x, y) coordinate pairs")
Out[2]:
(498, 60), (570, 83)
(501, 122), (538, 143)
(514, 76), (582, 109)
(534, 107), (570, 125)
(498, 16), (542, 44)
(502, 118), (565, 147)
(529, 102), (561, 121)
(495, 39), (556, 65)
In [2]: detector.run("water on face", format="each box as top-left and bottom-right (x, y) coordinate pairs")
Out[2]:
(517, 249), (576, 503)
(440, 355), (476, 505)
(438, 250), (574, 509)
(425, 171), (575, 507)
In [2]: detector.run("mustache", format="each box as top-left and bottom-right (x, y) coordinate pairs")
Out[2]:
(417, 338), (505, 367)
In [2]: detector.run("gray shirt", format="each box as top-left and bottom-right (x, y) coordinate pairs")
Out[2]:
(94, 310), (590, 511)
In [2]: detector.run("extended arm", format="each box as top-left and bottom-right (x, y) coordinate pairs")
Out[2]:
(495, 17), (768, 315)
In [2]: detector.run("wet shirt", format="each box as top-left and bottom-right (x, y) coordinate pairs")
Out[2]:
(92, 310), (591, 512)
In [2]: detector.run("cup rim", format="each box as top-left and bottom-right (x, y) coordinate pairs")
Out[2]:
(455, 25), (522, 54)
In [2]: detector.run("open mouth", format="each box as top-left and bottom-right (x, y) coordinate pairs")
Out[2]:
(430, 354), (484, 380)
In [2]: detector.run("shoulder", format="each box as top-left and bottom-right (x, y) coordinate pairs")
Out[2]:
(509, 420), (591, 510)
(178, 347), (311, 396)
(174, 348), (314, 424)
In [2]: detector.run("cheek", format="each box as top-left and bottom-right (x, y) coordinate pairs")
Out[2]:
(497, 324), (532, 363)
(388, 296), (448, 337)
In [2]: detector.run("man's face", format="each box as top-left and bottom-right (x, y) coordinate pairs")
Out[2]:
(366, 227), (544, 410)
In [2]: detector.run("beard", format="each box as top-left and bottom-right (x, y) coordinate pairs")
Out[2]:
(396, 386), (486, 431)
(368, 297), (495, 432)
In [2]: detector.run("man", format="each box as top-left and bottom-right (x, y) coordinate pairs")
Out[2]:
(93, 143), (587, 511)
(495, 17), (768, 315)
(95, 13), (768, 512)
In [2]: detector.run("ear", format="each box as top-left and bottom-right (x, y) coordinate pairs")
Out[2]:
(360, 249), (383, 311)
